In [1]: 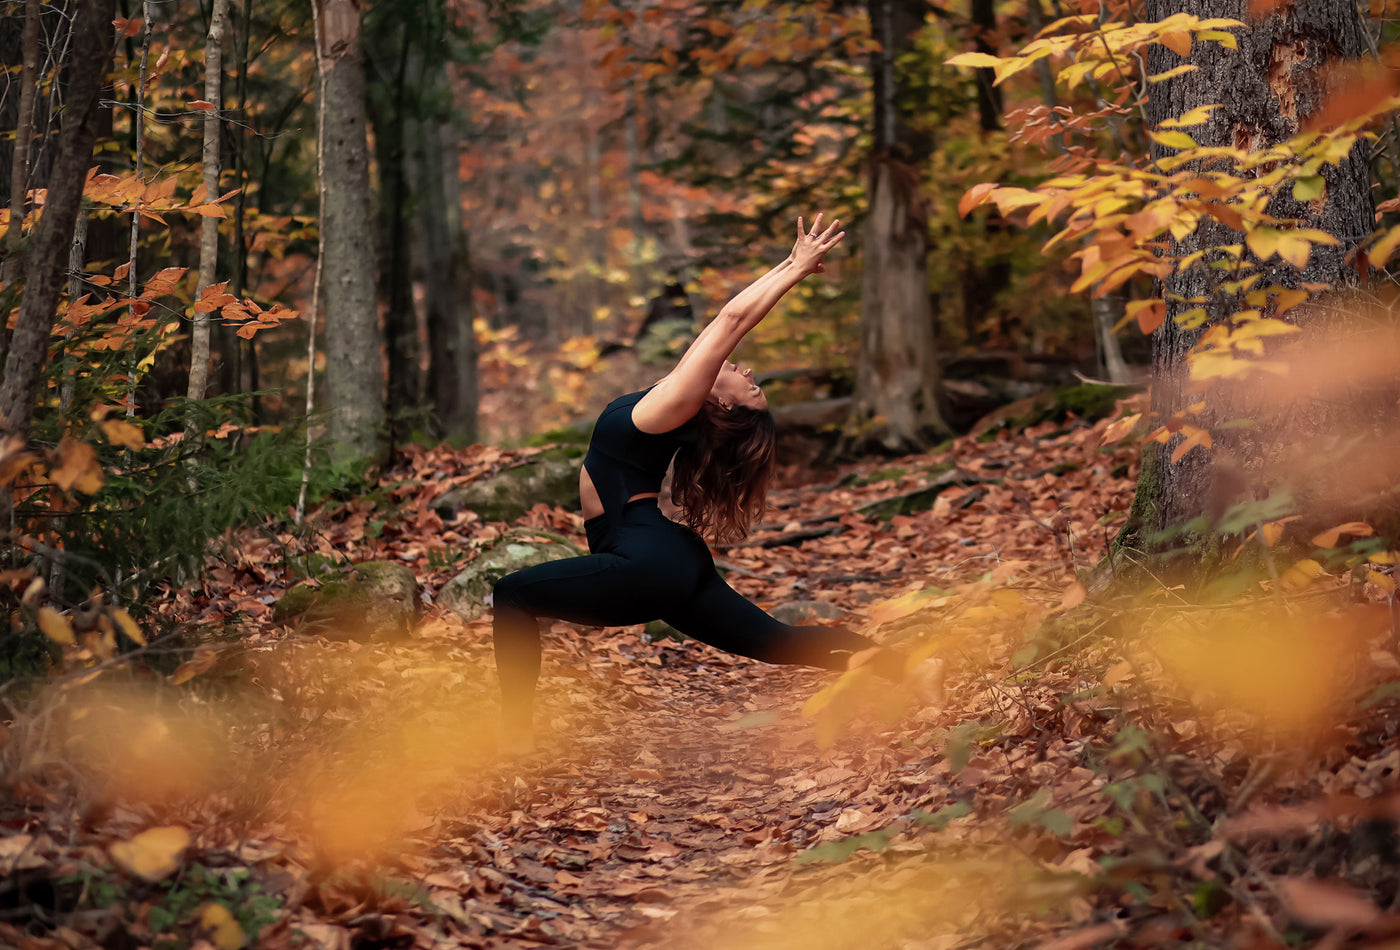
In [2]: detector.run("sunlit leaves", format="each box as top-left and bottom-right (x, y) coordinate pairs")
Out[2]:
(944, 13), (1243, 92)
(38, 607), (75, 646)
(1159, 104), (1218, 129)
(100, 419), (145, 449)
(110, 826), (190, 881)
(1245, 227), (1338, 268)
(197, 902), (246, 950)
(50, 438), (104, 494)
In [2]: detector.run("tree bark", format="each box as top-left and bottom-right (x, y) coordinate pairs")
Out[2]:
(313, 0), (384, 465)
(969, 0), (1002, 132)
(1, 0), (41, 303)
(367, 19), (418, 439)
(851, 0), (949, 451)
(187, 0), (230, 404)
(0, 0), (114, 443)
(1124, 0), (1373, 548)
(1092, 292), (1131, 384)
(415, 115), (478, 442)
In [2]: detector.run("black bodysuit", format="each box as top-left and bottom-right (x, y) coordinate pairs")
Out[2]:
(492, 391), (898, 727)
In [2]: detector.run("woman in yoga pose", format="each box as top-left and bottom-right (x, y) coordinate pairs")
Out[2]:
(492, 214), (918, 744)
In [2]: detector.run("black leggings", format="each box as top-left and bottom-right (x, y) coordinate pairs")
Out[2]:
(492, 501), (903, 725)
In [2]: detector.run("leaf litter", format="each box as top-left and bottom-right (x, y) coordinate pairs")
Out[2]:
(6, 400), (1400, 948)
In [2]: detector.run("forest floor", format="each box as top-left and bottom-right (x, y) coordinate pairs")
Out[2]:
(6, 397), (1400, 950)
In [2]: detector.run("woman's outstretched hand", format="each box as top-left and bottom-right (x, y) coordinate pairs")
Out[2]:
(790, 213), (845, 276)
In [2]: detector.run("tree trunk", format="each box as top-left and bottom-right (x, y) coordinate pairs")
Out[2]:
(313, 0), (384, 465)
(368, 20), (418, 440)
(1, 0), (41, 307)
(1092, 292), (1131, 384)
(416, 115), (478, 442)
(1124, 0), (1373, 548)
(0, 0), (115, 443)
(969, 0), (1002, 132)
(851, 0), (949, 451)
(187, 0), (229, 404)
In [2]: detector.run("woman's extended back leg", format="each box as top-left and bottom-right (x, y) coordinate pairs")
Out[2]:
(660, 570), (904, 678)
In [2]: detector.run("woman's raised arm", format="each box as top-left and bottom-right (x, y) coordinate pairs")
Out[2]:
(633, 214), (844, 432)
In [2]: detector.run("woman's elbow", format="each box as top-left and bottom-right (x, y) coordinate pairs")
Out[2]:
(714, 305), (749, 328)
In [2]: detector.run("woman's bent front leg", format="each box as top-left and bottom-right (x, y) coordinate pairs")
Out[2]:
(492, 551), (687, 732)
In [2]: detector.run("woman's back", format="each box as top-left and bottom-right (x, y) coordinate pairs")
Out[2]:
(580, 391), (697, 521)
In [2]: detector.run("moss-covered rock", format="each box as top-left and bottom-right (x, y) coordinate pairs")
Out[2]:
(434, 447), (583, 523)
(770, 600), (846, 625)
(273, 560), (419, 642)
(437, 529), (586, 621)
(973, 383), (1137, 441)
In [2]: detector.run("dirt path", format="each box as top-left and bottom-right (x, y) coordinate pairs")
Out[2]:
(342, 631), (965, 950)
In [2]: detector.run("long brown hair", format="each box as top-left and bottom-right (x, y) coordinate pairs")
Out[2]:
(670, 403), (777, 544)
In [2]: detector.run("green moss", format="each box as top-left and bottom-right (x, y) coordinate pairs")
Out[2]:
(850, 466), (908, 487)
(525, 425), (594, 448)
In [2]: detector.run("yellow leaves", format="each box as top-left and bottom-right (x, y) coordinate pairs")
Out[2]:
(958, 182), (998, 218)
(1367, 224), (1400, 267)
(1281, 557), (1324, 589)
(100, 419), (145, 449)
(1168, 424), (1212, 463)
(1311, 522), (1373, 548)
(50, 438), (104, 495)
(198, 903), (245, 950)
(1246, 227), (1338, 268)
(1125, 299), (1166, 334)
(1148, 130), (1198, 151)
(110, 826), (190, 881)
(1157, 31), (1192, 57)
(987, 187), (1043, 216)
(1159, 104), (1218, 128)
(170, 644), (221, 686)
(38, 607), (75, 646)
(1149, 601), (1363, 739)
(1101, 412), (1142, 445)
(111, 608), (147, 646)
(1147, 64), (1199, 83)
(0, 436), (37, 488)
(944, 51), (1003, 70)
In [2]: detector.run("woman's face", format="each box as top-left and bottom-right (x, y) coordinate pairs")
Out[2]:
(709, 361), (768, 411)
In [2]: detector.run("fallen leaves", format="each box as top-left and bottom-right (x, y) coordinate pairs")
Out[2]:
(110, 826), (190, 881)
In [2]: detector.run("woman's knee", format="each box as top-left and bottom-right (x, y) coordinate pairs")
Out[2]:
(492, 572), (530, 613)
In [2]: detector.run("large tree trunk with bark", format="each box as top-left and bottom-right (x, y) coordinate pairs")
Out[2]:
(366, 21), (418, 440)
(851, 0), (950, 452)
(314, 0), (384, 465)
(0, 0), (115, 443)
(1122, 0), (1373, 552)
(415, 115), (478, 442)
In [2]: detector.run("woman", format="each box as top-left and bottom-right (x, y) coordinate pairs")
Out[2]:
(493, 214), (922, 746)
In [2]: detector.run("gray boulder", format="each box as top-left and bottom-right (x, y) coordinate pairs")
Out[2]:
(273, 561), (419, 642)
(434, 447), (583, 524)
(438, 529), (586, 621)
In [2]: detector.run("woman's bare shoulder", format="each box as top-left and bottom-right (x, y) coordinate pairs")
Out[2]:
(631, 376), (696, 434)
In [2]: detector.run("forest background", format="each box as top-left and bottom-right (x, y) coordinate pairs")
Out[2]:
(9, 0), (1400, 946)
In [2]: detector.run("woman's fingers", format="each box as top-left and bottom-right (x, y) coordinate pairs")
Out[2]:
(810, 212), (823, 235)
